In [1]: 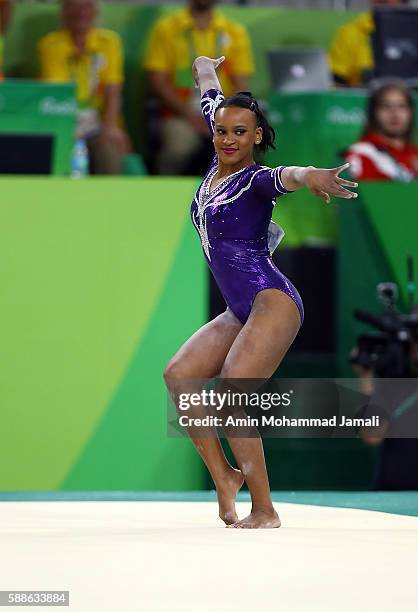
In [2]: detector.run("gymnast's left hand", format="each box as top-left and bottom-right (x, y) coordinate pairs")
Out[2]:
(303, 162), (358, 204)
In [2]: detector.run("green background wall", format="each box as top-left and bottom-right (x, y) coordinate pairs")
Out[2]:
(2, 179), (417, 491)
(0, 177), (206, 491)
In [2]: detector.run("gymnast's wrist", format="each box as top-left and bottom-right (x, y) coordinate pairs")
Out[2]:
(293, 165), (316, 186)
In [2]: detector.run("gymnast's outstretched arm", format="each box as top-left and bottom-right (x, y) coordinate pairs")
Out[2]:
(280, 162), (358, 204)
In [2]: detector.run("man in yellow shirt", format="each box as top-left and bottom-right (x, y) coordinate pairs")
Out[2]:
(144, 0), (254, 175)
(38, 0), (131, 174)
(328, 0), (407, 87)
(0, 0), (12, 79)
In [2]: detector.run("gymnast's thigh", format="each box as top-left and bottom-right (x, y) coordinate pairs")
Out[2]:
(164, 308), (243, 380)
(220, 288), (302, 380)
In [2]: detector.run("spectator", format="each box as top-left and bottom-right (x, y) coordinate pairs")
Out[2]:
(0, 0), (12, 80)
(38, 0), (131, 175)
(143, 0), (254, 175)
(328, 0), (408, 88)
(343, 79), (418, 181)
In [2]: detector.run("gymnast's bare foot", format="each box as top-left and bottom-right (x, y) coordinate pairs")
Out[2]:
(227, 508), (281, 529)
(216, 468), (244, 525)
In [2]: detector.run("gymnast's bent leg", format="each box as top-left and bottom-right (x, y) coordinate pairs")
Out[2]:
(163, 308), (244, 524)
(220, 288), (302, 529)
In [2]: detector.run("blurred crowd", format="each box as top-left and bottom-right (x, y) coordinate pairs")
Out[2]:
(0, 0), (416, 178)
(331, 0), (418, 179)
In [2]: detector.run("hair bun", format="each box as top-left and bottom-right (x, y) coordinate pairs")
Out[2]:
(236, 91), (259, 112)
(237, 91), (254, 99)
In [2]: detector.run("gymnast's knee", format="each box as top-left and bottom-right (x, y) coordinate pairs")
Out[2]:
(163, 359), (182, 385)
(164, 356), (198, 388)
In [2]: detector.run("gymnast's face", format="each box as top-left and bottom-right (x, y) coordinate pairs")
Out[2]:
(213, 106), (263, 167)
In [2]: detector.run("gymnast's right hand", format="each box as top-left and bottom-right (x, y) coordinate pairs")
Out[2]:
(192, 56), (225, 87)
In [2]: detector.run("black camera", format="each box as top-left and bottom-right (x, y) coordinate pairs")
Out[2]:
(350, 282), (418, 377)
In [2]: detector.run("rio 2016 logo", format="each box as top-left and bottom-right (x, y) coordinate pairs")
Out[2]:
(327, 106), (365, 125)
(39, 97), (77, 116)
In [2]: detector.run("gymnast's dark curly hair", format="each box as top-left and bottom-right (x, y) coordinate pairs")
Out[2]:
(214, 91), (276, 155)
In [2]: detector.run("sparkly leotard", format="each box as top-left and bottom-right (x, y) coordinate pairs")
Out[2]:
(190, 88), (304, 325)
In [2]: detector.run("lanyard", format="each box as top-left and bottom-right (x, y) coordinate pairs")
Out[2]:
(185, 28), (223, 64)
(175, 28), (223, 89)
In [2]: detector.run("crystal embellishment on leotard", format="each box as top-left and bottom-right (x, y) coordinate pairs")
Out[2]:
(193, 164), (288, 261)
(194, 164), (248, 261)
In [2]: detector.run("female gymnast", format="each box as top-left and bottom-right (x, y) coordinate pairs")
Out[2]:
(164, 56), (358, 529)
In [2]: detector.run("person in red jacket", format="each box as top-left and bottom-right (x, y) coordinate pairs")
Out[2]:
(344, 79), (418, 181)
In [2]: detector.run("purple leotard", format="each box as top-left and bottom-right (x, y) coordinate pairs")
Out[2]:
(190, 88), (304, 325)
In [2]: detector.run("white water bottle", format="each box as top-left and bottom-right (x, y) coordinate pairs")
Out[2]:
(71, 138), (89, 178)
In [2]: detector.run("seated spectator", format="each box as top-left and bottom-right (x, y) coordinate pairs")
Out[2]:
(343, 79), (418, 181)
(0, 0), (12, 80)
(328, 0), (408, 88)
(38, 0), (131, 175)
(143, 0), (254, 176)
